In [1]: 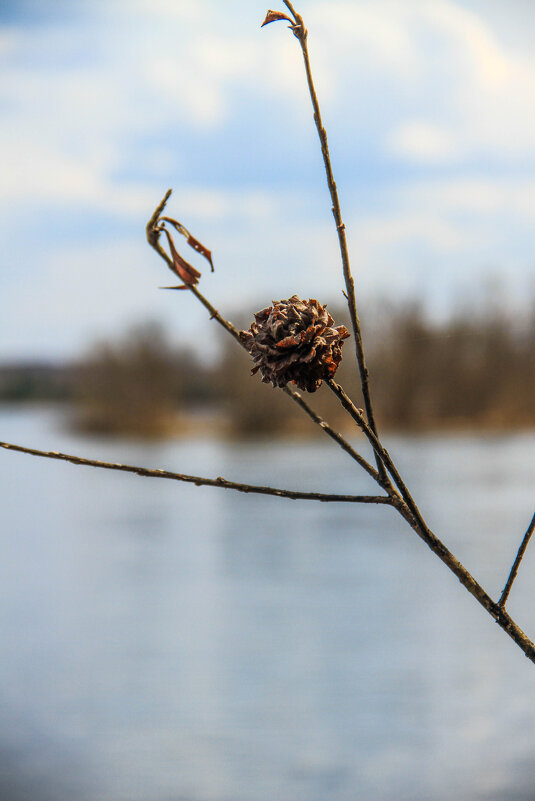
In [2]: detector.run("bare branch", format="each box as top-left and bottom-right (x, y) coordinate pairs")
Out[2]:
(281, 385), (382, 485)
(139, 30), (535, 666)
(146, 193), (381, 484)
(264, 4), (386, 482)
(282, 1), (303, 28)
(499, 511), (535, 607)
(146, 188), (172, 246)
(327, 379), (426, 528)
(323, 379), (535, 661)
(0, 441), (392, 506)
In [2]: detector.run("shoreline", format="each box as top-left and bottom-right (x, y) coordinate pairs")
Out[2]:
(2, 401), (534, 442)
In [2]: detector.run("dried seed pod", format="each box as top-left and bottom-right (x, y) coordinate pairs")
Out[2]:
(240, 295), (350, 392)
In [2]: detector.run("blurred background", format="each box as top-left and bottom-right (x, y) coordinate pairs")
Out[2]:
(1, 0), (535, 799)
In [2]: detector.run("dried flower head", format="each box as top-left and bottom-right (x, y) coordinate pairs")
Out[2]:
(240, 295), (350, 392)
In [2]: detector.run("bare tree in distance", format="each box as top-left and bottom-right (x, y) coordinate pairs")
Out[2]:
(1, 2), (535, 664)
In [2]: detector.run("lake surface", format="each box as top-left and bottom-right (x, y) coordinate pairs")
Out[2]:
(1, 406), (535, 801)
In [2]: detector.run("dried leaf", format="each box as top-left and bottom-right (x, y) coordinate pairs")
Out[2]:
(185, 232), (214, 270)
(161, 217), (214, 271)
(162, 228), (201, 287)
(261, 10), (293, 27)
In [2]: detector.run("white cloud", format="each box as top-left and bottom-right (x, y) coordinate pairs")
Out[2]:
(345, 0), (535, 164)
(338, 173), (535, 306)
(0, 129), (161, 218)
(351, 205), (470, 300)
(2, 0), (533, 201)
(423, 0), (512, 89)
(0, 29), (17, 56)
(404, 178), (535, 222)
(143, 27), (307, 128)
(147, 56), (227, 127)
(163, 186), (278, 223)
(310, 1), (419, 80)
(1, 0), (535, 359)
(429, 1), (535, 159)
(3, 170), (535, 359)
(387, 121), (460, 163)
(358, 212), (466, 255)
(127, 0), (202, 22)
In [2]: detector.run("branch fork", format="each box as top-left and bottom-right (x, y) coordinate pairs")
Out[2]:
(3, 2), (535, 666)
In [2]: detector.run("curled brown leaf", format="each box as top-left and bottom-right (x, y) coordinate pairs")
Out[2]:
(161, 217), (214, 272)
(162, 228), (201, 287)
(261, 10), (293, 27)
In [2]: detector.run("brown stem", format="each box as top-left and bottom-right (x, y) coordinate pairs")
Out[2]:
(146, 188), (172, 246)
(0, 441), (391, 506)
(281, 385), (381, 484)
(499, 511), (535, 607)
(325, 379), (535, 662)
(327, 379), (429, 531)
(277, 3), (386, 483)
(146, 191), (380, 483)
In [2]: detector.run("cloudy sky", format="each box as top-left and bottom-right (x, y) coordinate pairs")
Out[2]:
(1, 0), (535, 361)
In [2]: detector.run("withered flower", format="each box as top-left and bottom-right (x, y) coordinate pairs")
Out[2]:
(240, 295), (349, 392)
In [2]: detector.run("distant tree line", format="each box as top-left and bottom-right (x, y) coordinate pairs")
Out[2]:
(1, 299), (534, 437)
(369, 300), (535, 431)
(0, 362), (73, 402)
(218, 298), (535, 435)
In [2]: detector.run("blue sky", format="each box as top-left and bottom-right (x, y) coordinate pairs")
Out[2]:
(1, 0), (535, 361)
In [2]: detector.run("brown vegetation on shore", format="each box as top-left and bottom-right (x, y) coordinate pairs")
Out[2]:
(1, 299), (534, 438)
(66, 298), (535, 438)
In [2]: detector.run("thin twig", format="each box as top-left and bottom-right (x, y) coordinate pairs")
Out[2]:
(146, 188), (172, 246)
(281, 385), (382, 485)
(139, 36), (535, 664)
(0, 441), (391, 506)
(324, 379), (535, 662)
(146, 191), (381, 483)
(279, 1), (385, 483)
(327, 379), (428, 530)
(499, 511), (535, 607)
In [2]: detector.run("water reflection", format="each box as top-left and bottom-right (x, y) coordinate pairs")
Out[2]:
(1, 408), (535, 800)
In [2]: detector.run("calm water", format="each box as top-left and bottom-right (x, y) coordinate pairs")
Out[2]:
(1, 406), (535, 801)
